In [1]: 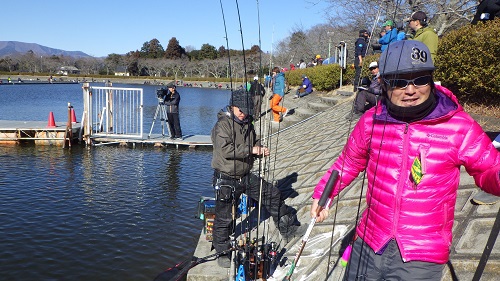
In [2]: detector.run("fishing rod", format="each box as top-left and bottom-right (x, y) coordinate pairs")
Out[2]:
(472, 206), (500, 281)
(219, 0), (233, 90)
(283, 170), (339, 281)
(153, 249), (232, 281)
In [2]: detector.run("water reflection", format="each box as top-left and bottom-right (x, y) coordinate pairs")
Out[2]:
(0, 144), (214, 280)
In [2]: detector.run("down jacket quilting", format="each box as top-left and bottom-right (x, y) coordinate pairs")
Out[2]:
(313, 85), (500, 264)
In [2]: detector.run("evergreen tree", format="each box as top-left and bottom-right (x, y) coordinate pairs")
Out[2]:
(199, 43), (218, 60)
(164, 37), (185, 59)
(140, 38), (164, 59)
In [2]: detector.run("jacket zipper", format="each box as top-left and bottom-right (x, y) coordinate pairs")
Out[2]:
(393, 123), (409, 261)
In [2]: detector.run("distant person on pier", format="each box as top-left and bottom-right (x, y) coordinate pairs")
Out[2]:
(211, 89), (300, 268)
(164, 82), (182, 140)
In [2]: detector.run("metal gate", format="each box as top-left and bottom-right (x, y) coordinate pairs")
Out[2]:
(82, 83), (143, 143)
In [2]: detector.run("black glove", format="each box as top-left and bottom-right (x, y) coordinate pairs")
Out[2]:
(269, 95), (273, 100)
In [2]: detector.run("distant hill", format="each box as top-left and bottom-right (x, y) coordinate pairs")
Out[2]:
(0, 41), (92, 58)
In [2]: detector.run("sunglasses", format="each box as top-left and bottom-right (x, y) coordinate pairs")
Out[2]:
(384, 75), (432, 89)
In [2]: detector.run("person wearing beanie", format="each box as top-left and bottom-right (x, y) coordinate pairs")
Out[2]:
(378, 20), (399, 52)
(164, 82), (182, 140)
(353, 29), (370, 91)
(210, 89), (301, 268)
(406, 11), (439, 63)
(311, 40), (500, 280)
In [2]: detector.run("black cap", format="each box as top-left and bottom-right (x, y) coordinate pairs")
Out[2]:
(230, 89), (254, 116)
(406, 11), (428, 24)
(166, 82), (176, 88)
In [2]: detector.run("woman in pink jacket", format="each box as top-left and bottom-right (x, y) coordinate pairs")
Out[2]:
(311, 40), (500, 280)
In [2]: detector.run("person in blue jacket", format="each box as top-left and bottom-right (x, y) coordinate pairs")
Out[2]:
(294, 75), (313, 98)
(379, 20), (398, 52)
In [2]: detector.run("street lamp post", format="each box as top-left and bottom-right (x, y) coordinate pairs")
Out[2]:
(327, 31), (334, 59)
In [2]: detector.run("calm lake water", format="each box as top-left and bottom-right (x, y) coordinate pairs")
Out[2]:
(0, 82), (231, 280)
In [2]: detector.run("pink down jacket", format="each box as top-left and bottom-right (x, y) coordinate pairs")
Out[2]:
(313, 85), (500, 264)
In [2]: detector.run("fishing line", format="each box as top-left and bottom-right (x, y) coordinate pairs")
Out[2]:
(253, 1), (272, 279)
(219, 0), (233, 90)
(218, 2), (242, 279)
(322, 1), (405, 279)
(345, 1), (405, 279)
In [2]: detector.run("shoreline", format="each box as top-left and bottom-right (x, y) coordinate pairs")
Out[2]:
(0, 74), (245, 88)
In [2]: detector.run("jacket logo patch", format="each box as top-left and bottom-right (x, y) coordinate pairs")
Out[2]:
(411, 156), (423, 187)
(427, 133), (448, 140)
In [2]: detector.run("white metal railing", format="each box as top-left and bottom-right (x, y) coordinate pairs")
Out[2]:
(82, 83), (143, 143)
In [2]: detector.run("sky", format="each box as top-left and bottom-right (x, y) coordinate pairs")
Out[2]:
(5, 0), (332, 57)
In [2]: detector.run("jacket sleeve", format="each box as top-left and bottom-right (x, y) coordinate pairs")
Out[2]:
(379, 29), (397, 45)
(460, 120), (500, 195)
(312, 117), (370, 204)
(164, 92), (180, 106)
(212, 120), (252, 160)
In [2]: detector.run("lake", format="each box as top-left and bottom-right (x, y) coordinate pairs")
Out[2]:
(0, 82), (231, 280)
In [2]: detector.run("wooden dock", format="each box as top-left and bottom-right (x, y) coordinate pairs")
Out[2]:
(0, 120), (81, 146)
(0, 120), (212, 148)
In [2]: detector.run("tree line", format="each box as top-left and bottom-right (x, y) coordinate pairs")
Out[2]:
(0, 0), (483, 82)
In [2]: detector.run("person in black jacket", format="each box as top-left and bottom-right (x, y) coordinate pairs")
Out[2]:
(164, 82), (182, 140)
(349, 61), (383, 120)
(353, 29), (370, 91)
(471, 0), (500, 24)
(248, 76), (265, 120)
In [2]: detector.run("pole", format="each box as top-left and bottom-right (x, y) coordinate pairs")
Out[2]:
(327, 31), (334, 59)
(283, 170), (339, 280)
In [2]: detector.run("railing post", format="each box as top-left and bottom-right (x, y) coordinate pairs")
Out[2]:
(82, 83), (92, 145)
(106, 82), (113, 133)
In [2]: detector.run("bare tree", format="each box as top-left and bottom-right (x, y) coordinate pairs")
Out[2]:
(323, 0), (479, 36)
(200, 58), (228, 79)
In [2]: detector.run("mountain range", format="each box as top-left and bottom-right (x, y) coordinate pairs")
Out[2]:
(0, 41), (91, 58)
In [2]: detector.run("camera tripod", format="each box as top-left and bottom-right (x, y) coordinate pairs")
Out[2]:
(148, 98), (172, 139)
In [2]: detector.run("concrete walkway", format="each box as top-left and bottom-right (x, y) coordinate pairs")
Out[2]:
(188, 87), (499, 281)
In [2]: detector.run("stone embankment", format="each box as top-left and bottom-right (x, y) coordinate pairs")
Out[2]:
(188, 86), (500, 281)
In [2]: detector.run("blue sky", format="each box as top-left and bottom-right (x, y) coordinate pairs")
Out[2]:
(6, 0), (331, 57)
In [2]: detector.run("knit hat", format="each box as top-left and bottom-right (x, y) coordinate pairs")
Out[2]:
(230, 89), (254, 116)
(378, 40), (435, 77)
